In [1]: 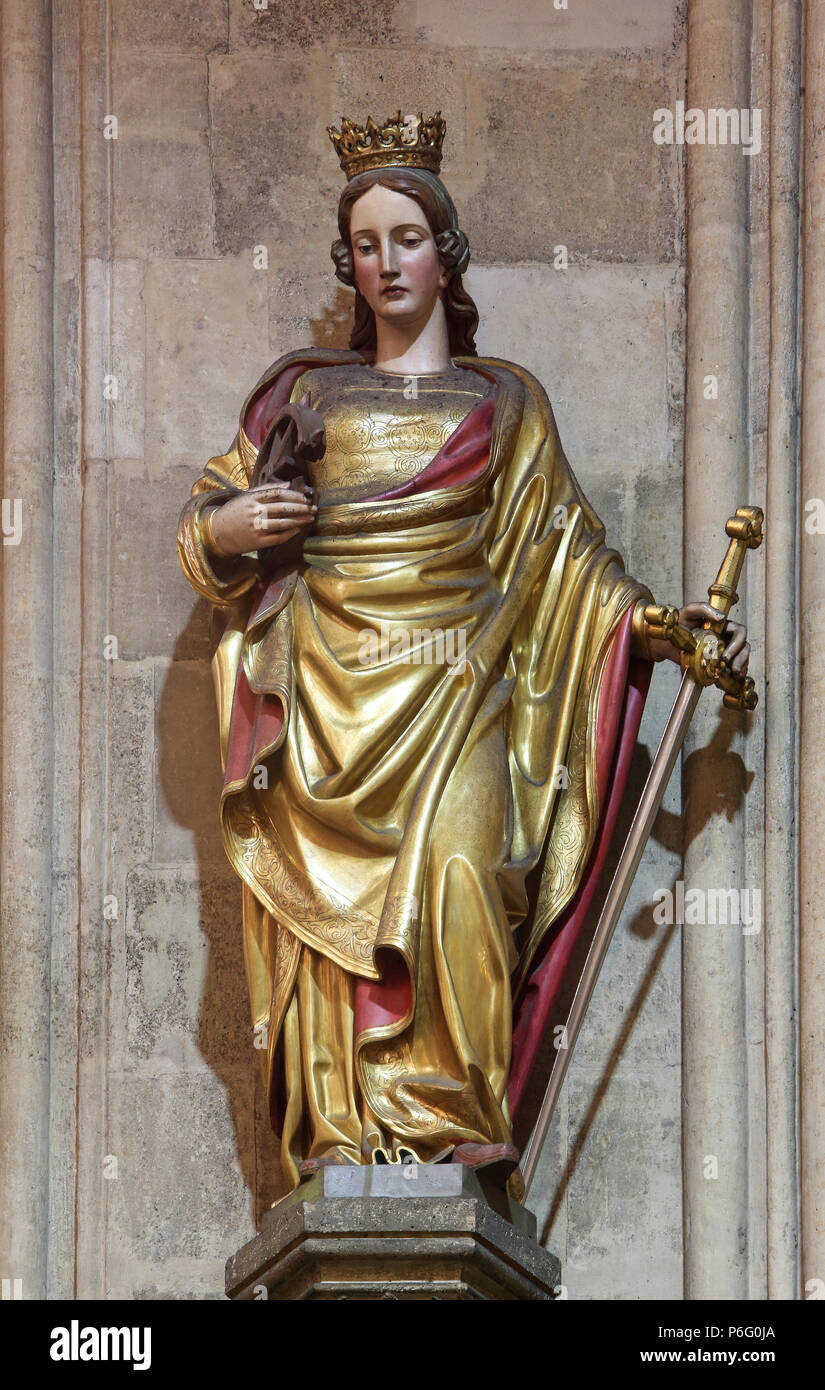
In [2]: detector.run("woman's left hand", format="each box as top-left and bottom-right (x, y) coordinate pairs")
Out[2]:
(652, 601), (750, 673)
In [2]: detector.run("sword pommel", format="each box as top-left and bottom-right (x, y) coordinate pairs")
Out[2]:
(725, 505), (764, 547)
(708, 505), (764, 625)
(643, 505), (763, 705)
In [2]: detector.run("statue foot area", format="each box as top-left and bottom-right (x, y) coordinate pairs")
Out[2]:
(451, 1142), (525, 1204)
(298, 1140), (521, 1189)
(369, 1141), (521, 1173)
(299, 1144), (444, 1174)
(298, 1141), (519, 1167)
(371, 1144), (451, 1165)
(451, 1141), (519, 1169)
(297, 1147), (360, 1177)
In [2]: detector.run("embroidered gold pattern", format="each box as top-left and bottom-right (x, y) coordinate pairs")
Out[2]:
(381, 891), (420, 936)
(245, 602), (293, 699)
(289, 364), (490, 506)
(237, 812), (381, 971)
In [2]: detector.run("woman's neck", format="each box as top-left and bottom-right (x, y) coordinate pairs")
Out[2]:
(372, 296), (452, 375)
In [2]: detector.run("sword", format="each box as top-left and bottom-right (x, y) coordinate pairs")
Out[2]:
(518, 506), (764, 1199)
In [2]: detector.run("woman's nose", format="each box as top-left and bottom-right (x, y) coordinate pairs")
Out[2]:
(378, 237), (400, 276)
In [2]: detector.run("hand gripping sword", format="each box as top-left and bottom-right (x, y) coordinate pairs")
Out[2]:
(518, 506), (764, 1199)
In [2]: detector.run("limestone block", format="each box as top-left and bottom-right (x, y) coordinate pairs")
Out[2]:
(229, 0), (409, 50)
(112, 0), (229, 51)
(123, 865), (247, 1072)
(470, 264), (677, 489)
(111, 259), (147, 458)
(111, 1272), (225, 1300)
(143, 256), (270, 466)
(628, 462), (685, 597)
(111, 51), (213, 257)
(569, 849), (682, 1074)
(78, 1), (111, 262)
(562, 1072), (682, 1299)
(110, 660), (156, 867)
(462, 54), (678, 265)
(635, 658), (684, 832)
(105, 1069), (256, 1288)
(414, 0), (681, 53)
(0, 770), (52, 1053)
(110, 460), (214, 661)
(268, 269), (354, 357)
(84, 259), (146, 460)
(584, 477), (631, 568)
(153, 659), (227, 864)
(330, 49), (477, 203)
(81, 258), (108, 465)
(209, 52), (337, 258)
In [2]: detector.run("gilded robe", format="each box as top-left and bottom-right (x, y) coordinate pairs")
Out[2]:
(177, 347), (652, 1188)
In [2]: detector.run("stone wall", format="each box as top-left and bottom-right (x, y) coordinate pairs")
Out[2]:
(0, 0), (809, 1301)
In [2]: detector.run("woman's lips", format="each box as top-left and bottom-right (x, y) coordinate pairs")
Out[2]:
(381, 286), (407, 298)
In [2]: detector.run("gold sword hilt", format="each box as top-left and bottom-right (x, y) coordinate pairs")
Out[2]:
(643, 506), (763, 711)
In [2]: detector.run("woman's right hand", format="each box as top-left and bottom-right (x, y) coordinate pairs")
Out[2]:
(208, 482), (317, 557)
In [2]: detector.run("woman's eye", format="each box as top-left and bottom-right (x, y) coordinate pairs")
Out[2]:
(356, 244), (374, 255)
(402, 238), (422, 248)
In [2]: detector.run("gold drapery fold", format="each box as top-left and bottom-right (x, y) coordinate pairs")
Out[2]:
(178, 347), (650, 1171)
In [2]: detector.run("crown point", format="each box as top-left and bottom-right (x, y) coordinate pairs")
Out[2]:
(328, 108), (447, 181)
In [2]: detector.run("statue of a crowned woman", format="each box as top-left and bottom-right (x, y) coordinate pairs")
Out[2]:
(177, 111), (749, 1197)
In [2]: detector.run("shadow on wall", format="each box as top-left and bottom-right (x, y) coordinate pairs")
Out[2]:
(156, 601), (283, 1232)
(512, 709), (755, 1248)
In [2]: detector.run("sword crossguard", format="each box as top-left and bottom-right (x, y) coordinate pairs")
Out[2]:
(642, 506), (763, 710)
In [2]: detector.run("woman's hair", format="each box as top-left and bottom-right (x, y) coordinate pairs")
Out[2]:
(331, 167), (479, 357)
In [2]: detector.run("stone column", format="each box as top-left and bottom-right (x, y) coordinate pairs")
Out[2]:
(682, 0), (752, 1299)
(46, 0), (113, 1299)
(0, 0), (55, 1300)
(799, 0), (825, 1293)
(765, 0), (802, 1301)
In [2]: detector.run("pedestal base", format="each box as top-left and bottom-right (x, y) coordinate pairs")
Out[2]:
(225, 1165), (561, 1300)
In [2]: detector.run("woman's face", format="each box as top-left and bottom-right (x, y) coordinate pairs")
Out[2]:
(348, 183), (448, 328)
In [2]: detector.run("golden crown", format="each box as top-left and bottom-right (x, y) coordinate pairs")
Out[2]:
(328, 109), (447, 181)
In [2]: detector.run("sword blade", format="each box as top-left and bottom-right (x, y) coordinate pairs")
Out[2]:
(520, 669), (703, 1196)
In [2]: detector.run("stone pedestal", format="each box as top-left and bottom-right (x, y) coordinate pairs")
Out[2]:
(225, 1166), (561, 1301)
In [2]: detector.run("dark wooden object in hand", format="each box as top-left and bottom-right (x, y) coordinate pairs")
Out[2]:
(250, 393), (326, 566)
(252, 394), (326, 489)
